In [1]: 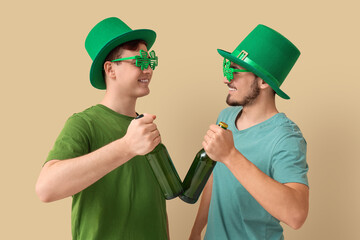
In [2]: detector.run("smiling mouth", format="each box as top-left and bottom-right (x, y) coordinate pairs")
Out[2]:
(138, 79), (149, 83)
(228, 84), (237, 91)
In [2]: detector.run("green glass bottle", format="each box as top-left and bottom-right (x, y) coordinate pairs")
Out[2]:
(136, 114), (183, 200)
(145, 143), (183, 200)
(180, 122), (228, 204)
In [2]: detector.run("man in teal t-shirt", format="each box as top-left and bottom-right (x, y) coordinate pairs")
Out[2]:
(189, 25), (309, 239)
(36, 17), (168, 239)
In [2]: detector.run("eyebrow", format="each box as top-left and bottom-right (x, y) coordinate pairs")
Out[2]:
(231, 63), (248, 71)
(230, 64), (241, 69)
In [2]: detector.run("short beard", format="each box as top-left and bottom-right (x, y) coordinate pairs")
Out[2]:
(226, 77), (260, 107)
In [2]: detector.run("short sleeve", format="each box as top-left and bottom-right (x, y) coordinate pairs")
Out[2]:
(46, 114), (90, 163)
(271, 133), (309, 187)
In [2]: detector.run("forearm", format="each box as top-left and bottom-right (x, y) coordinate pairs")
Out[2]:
(190, 174), (213, 237)
(224, 149), (309, 229)
(36, 138), (134, 202)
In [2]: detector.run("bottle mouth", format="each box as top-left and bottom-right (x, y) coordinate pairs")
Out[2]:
(218, 122), (228, 129)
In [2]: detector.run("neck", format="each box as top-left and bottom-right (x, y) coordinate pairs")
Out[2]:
(236, 94), (278, 130)
(100, 91), (137, 117)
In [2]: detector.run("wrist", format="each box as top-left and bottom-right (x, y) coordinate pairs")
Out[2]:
(115, 137), (136, 160)
(223, 147), (239, 167)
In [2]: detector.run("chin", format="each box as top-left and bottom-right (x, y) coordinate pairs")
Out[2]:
(226, 95), (242, 106)
(138, 89), (150, 97)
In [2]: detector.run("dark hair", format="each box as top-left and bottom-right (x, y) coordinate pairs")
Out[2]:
(104, 39), (148, 62)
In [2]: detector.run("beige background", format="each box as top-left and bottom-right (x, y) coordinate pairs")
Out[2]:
(1, 0), (359, 239)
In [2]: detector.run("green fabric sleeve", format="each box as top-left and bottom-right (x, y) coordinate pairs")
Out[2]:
(46, 114), (90, 163)
(271, 133), (309, 187)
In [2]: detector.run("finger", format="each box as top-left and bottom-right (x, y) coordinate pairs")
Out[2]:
(202, 140), (208, 149)
(142, 113), (156, 122)
(144, 123), (158, 133)
(149, 129), (161, 141)
(206, 129), (215, 139)
(153, 134), (161, 144)
(147, 136), (161, 154)
(204, 134), (212, 145)
(151, 123), (158, 132)
(149, 134), (161, 151)
(209, 124), (223, 132)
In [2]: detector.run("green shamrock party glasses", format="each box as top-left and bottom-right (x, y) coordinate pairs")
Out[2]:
(111, 49), (158, 70)
(223, 58), (250, 81)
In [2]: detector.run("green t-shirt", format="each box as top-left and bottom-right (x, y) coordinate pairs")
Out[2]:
(46, 104), (168, 240)
(205, 106), (309, 240)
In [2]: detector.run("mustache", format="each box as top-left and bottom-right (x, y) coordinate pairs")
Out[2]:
(227, 83), (236, 89)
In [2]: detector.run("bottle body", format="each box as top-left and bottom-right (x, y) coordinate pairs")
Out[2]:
(180, 121), (228, 204)
(146, 143), (183, 200)
(179, 149), (216, 204)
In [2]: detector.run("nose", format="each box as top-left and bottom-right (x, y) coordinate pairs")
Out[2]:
(142, 65), (153, 74)
(223, 77), (231, 84)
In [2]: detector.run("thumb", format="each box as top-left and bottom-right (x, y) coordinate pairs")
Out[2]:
(142, 113), (156, 122)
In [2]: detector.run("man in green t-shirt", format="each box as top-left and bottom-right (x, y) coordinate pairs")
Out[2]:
(189, 25), (309, 239)
(36, 17), (169, 240)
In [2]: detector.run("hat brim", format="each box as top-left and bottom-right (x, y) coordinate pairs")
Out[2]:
(90, 29), (156, 90)
(217, 49), (290, 99)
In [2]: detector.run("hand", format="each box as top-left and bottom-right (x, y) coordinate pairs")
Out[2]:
(123, 113), (161, 156)
(202, 124), (236, 164)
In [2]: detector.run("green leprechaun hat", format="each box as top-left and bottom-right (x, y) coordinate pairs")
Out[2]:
(85, 17), (156, 89)
(217, 24), (300, 99)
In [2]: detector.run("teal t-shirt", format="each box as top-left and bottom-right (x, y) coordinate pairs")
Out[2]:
(205, 106), (309, 240)
(46, 104), (168, 240)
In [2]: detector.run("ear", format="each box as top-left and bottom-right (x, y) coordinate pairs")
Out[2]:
(258, 78), (271, 90)
(103, 61), (116, 79)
